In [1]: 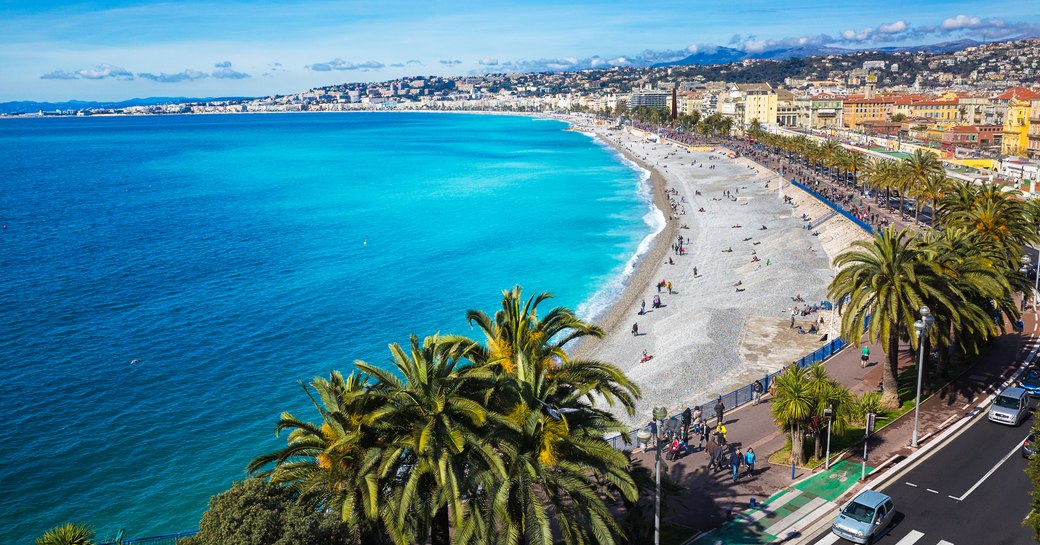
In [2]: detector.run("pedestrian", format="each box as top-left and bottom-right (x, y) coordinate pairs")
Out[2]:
(682, 407), (692, 441)
(745, 447), (757, 477)
(752, 380), (764, 405)
(693, 266), (698, 277)
(647, 419), (658, 448)
(861, 346), (870, 368)
(705, 436), (719, 470)
(632, 322), (639, 336)
(699, 416), (710, 447)
(715, 423), (728, 445)
(714, 396), (725, 426)
(692, 404), (702, 425)
(790, 308), (796, 328)
(730, 447), (743, 482)
(640, 299), (645, 315)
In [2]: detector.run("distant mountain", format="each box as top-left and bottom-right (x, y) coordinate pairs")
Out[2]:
(0, 96), (253, 115)
(656, 38), (985, 67)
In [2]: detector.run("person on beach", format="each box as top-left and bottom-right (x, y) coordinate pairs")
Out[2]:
(632, 322), (639, 336)
(714, 397), (725, 426)
(640, 299), (645, 315)
(693, 266), (698, 276)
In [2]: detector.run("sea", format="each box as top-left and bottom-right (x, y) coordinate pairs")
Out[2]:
(0, 112), (661, 543)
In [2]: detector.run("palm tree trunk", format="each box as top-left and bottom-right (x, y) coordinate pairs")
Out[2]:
(882, 330), (901, 409)
(814, 431), (823, 460)
(432, 505), (450, 545)
(791, 425), (806, 465)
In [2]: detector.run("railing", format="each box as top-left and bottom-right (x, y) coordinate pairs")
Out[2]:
(98, 530), (198, 545)
(790, 179), (874, 234)
(606, 334), (848, 451)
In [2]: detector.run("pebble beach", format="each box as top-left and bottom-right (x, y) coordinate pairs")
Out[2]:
(571, 119), (872, 426)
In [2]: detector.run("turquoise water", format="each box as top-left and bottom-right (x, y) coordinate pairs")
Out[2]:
(0, 113), (655, 543)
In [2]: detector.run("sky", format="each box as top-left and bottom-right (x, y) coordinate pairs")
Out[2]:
(0, 0), (1038, 102)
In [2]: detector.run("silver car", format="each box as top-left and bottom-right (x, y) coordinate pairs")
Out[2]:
(989, 386), (1030, 426)
(831, 490), (895, 544)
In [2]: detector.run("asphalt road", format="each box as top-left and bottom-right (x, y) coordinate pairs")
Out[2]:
(806, 408), (1036, 545)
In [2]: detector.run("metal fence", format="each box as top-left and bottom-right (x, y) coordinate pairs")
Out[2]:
(98, 530), (198, 545)
(606, 335), (849, 451)
(790, 180), (874, 234)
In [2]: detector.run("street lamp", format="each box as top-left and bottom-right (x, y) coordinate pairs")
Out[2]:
(824, 406), (834, 470)
(911, 306), (935, 448)
(636, 407), (669, 545)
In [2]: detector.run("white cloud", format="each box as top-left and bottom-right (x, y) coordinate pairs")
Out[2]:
(841, 28), (873, 42)
(478, 58), (498, 66)
(137, 69), (209, 83)
(941, 14), (983, 30)
(40, 64), (133, 80)
(306, 59), (385, 71)
(212, 61), (250, 79)
(877, 20), (908, 35)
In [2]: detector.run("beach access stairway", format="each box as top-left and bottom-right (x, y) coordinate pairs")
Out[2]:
(807, 209), (839, 230)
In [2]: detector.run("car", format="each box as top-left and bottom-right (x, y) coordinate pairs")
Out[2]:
(1024, 432), (1038, 458)
(988, 386), (1031, 426)
(831, 490), (895, 544)
(1020, 367), (1040, 396)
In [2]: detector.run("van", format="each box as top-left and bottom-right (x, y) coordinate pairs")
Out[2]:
(988, 386), (1030, 426)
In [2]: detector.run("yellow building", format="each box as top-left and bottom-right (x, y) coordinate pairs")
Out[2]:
(736, 83), (777, 130)
(1029, 98), (1040, 160)
(1001, 88), (1040, 157)
(842, 97), (892, 130)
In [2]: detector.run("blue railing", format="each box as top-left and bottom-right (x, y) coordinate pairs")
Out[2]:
(790, 179), (874, 234)
(606, 335), (849, 450)
(98, 530), (197, 545)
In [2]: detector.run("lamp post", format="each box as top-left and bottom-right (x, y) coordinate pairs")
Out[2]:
(911, 306), (935, 448)
(824, 406), (834, 470)
(637, 407), (669, 545)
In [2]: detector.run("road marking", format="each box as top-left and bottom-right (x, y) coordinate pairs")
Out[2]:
(767, 496), (828, 537)
(893, 530), (924, 544)
(926, 488), (939, 494)
(745, 490), (800, 523)
(936, 541), (954, 545)
(905, 481), (918, 487)
(950, 439), (1023, 501)
(815, 533), (841, 545)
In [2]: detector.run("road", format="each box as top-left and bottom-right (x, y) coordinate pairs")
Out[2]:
(805, 407), (1035, 545)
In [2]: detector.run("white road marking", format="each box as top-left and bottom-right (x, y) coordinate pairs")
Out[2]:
(926, 488), (938, 493)
(893, 530), (925, 544)
(950, 440), (1023, 501)
(936, 540), (955, 545)
(814, 533), (841, 545)
(905, 481), (918, 487)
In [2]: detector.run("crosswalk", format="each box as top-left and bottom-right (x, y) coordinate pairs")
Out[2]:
(815, 529), (955, 545)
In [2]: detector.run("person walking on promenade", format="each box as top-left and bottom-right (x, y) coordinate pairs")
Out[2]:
(706, 436), (719, 470)
(681, 407), (692, 441)
(715, 423), (728, 446)
(752, 380), (764, 405)
(647, 419), (658, 449)
(699, 417), (710, 448)
(714, 396), (725, 426)
(730, 448), (744, 482)
(745, 447), (757, 477)
(693, 405), (702, 427)
(861, 346), (870, 368)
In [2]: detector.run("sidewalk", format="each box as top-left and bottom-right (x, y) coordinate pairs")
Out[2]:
(633, 302), (1038, 544)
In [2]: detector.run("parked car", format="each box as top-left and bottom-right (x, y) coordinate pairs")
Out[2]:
(988, 386), (1031, 426)
(1019, 367), (1040, 396)
(831, 490), (895, 544)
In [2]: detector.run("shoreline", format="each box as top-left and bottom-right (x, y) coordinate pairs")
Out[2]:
(565, 117), (869, 426)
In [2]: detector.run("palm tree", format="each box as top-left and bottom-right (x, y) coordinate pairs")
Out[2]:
(34, 524), (94, 545)
(462, 287), (640, 545)
(862, 159), (898, 211)
(806, 364), (855, 461)
(900, 150), (944, 221)
(913, 172), (951, 225)
(829, 228), (954, 408)
(248, 371), (392, 542)
(771, 365), (815, 464)
(846, 152), (868, 190)
(356, 335), (505, 545)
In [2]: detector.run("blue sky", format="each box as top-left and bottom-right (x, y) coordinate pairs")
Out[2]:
(1, 0), (1037, 102)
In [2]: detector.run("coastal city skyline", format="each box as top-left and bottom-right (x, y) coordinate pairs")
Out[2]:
(2, 0), (1039, 102)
